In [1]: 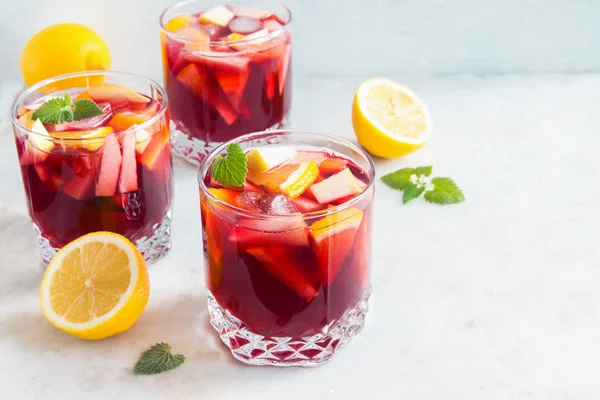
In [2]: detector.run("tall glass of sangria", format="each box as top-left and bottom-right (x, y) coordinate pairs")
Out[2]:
(160, 1), (292, 166)
(11, 71), (173, 265)
(199, 130), (375, 366)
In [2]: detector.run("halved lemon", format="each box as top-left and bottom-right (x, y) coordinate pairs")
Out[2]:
(40, 232), (149, 340)
(352, 78), (432, 159)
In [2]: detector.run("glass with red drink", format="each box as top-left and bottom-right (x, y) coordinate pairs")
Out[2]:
(11, 71), (173, 265)
(199, 130), (374, 366)
(160, 1), (292, 166)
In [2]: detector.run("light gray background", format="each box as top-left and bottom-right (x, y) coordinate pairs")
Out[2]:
(2, 0), (600, 80)
(1, 1), (600, 399)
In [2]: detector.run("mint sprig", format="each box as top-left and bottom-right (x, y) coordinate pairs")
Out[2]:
(133, 343), (185, 375)
(210, 143), (248, 188)
(381, 166), (465, 205)
(31, 93), (104, 124)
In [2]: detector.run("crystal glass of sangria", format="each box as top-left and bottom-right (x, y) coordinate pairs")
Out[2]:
(160, 1), (292, 165)
(198, 130), (375, 366)
(11, 71), (173, 265)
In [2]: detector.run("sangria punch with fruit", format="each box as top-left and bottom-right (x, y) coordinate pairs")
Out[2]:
(161, 1), (292, 165)
(11, 71), (173, 265)
(199, 130), (374, 366)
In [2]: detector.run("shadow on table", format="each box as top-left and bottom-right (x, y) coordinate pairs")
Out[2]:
(1, 291), (234, 366)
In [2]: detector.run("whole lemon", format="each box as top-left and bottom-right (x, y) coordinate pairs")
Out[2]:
(21, 23), (110, 89)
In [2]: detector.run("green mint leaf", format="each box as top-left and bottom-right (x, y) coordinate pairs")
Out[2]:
(424, 177), (465, 205)
(415, 166), (432, 177)
(133, 343), (185, 375)
(381, 167), (415, 191)
(403, 184), (425, 204)
(73, 99), (104, 120)
(210, 143), (248, 188)
(31, 93), (74, 124)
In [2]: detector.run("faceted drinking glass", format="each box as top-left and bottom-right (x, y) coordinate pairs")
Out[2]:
(160, 0), (292, 166)
(198, 130), (375, 366)
(11, 71), (174, 265)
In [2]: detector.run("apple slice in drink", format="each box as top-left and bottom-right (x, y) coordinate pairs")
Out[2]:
(176, 63), (238, 125)
(53, 127), (114, 151)
(95, 133), (122, 196)
(118, 132), (138, 193)
(247, 147), (296, 173)
(227, 5), (272, 20)
(309, 208), (364, 285)
(88, 83), (150, 110)
(246, 246), (318, 301)
(199, 5), (234, 27)
(18, 111), (54, 163)
(310, 168), (361, 204)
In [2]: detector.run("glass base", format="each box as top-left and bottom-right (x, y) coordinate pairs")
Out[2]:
(170, 116), (290, 167)
(207, 290), (371, 367)
(34, 208), (173, 266)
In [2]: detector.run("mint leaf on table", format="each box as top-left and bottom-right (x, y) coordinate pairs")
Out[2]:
(32, 93), (74, 124)
(73, 99), (104, 120)
(381, 166), (465, 206)
(31, 93), (103, 124)
(380, 167), (415, 190)
(210, 142), (248, 188)
(414, 165), (432, 177)
(424, 177), (465, 205)
(133, 343), (185, 375)
(402, 184), (425, 204)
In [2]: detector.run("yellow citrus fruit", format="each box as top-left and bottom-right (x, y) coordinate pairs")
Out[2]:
(248, 161), (319, 199)
(40, 232), (149, 340)
(352, 78), (432, 159)
(21, 23), (110, 89)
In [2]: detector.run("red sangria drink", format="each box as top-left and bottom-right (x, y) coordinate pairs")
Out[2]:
(199, 130), (375, 366)
(11, 71), (173, 265)
(160, 1), (292, 166)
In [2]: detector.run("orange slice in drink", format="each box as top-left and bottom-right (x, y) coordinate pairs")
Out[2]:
(247, 161), (319, 199)
(309, 208), (364, 285)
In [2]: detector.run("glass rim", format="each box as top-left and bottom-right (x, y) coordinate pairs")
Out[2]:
(198, 129), (376, 221)
(159, 0), (292, 47)
(11, 70), (168, 142)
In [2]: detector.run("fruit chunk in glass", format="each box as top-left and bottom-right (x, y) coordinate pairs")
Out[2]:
(160, 2), (292, 165)
(199, 131), (374, 366)
(12, 76), (173, 265)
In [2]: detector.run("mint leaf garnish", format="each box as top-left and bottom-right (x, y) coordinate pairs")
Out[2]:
(133, 343), (185, 375)
(210, 143), (248, 188)
(424, 177), (465, 205)
(32, 93), (74, 124)
(381, 167), (414, 191)
(73, 99), (104, 120)
(415, 166), (432, 177)
(31, 93), (103, 124)
(403, 184), (425, 204)
(382, 166), (465, 206)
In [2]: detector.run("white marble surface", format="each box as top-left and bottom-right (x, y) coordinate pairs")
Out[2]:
(1, 73), (599, 398)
